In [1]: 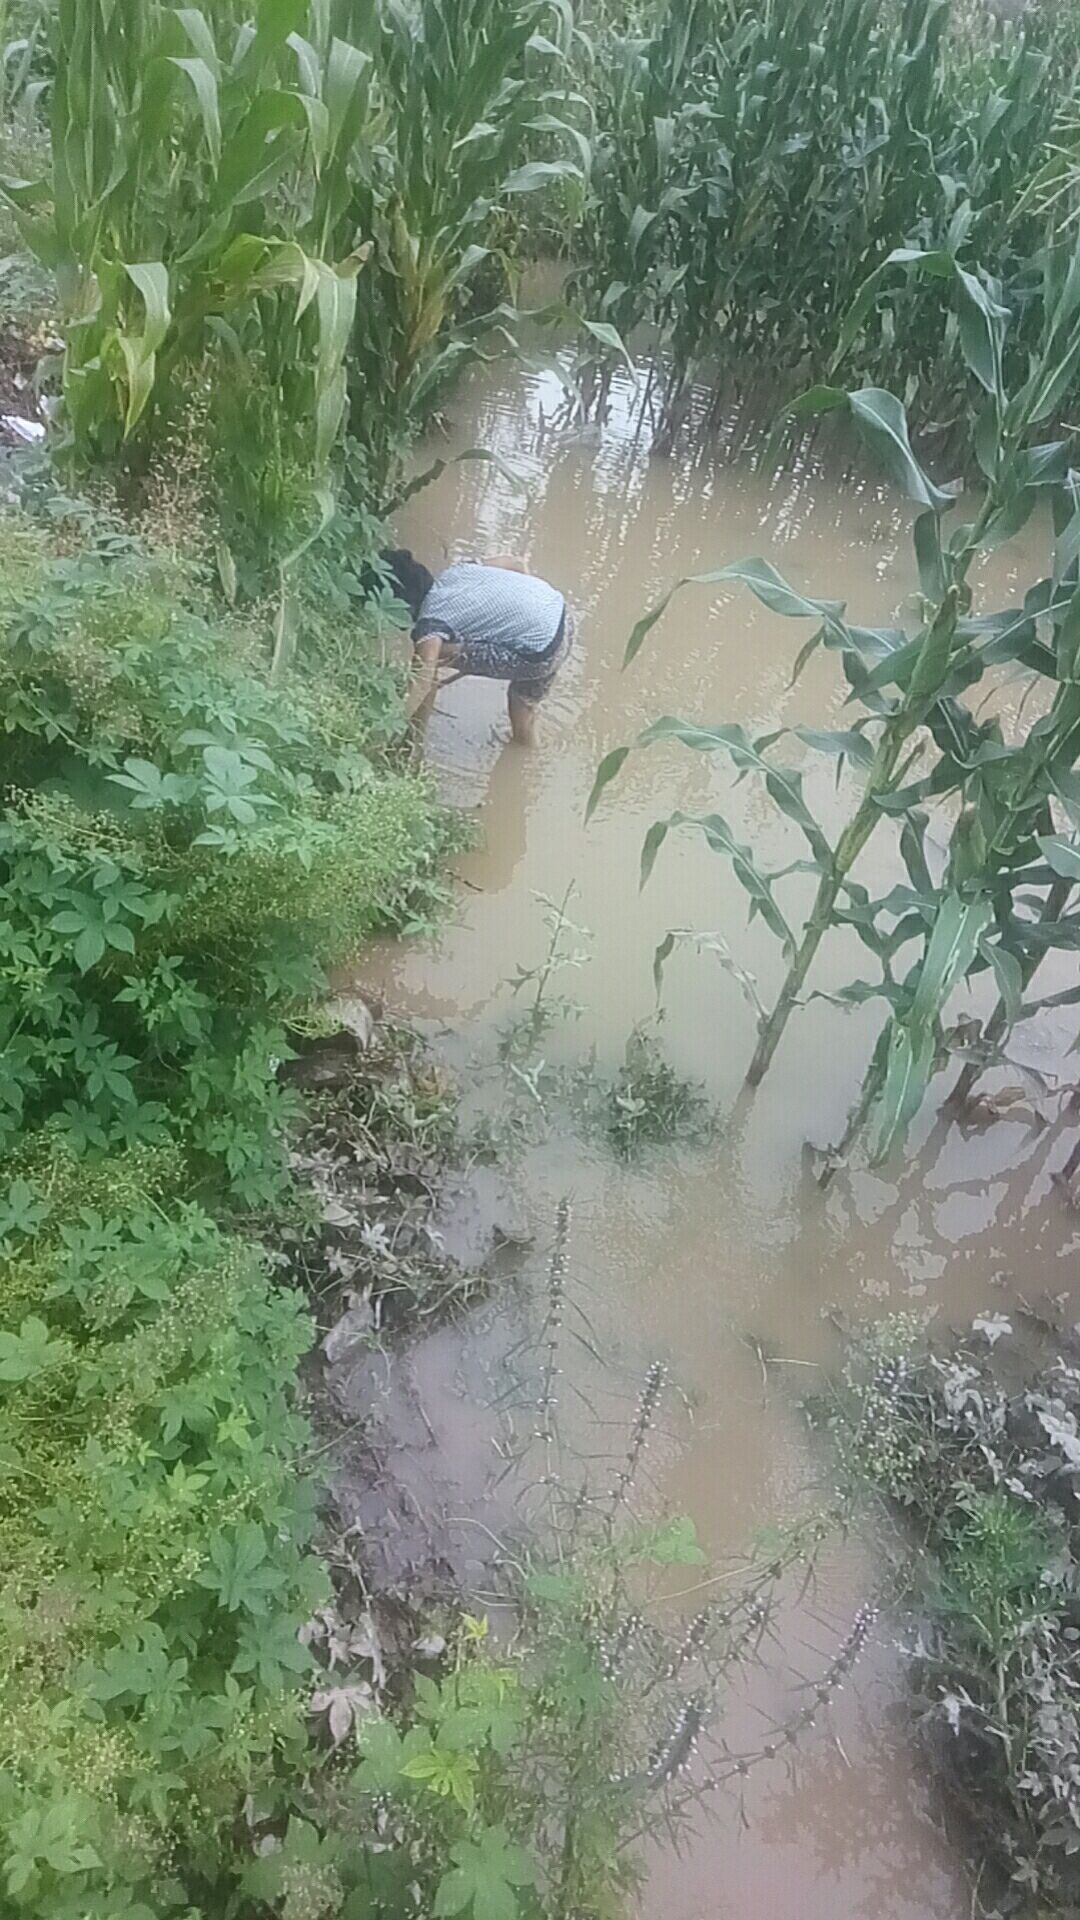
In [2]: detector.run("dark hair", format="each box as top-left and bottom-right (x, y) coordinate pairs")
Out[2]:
(378, 547), (435, 622)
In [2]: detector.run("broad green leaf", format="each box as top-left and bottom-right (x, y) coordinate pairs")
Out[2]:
(847, 389), (954, 513)
(170, 56), (221, 164)
(1037, 834), (1080, 882)
(0, 1315), (68, 1383)
(434, 1827), (537, 1920)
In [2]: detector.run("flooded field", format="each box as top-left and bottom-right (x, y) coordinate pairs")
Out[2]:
(356, 352), (1080, 1919)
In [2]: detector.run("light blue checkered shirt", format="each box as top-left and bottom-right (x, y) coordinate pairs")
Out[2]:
(416, 562), (565, 657)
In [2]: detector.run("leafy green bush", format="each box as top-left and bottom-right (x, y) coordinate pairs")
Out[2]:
(0, 1195), (324, 1919)
(0, 494), (457, 1916)
(0, 507), (447, 1198)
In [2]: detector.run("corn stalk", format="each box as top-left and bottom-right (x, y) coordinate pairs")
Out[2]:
(590, 238), (1080, 1162)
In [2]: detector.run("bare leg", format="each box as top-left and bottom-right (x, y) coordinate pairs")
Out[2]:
(508, 686), (538, 747)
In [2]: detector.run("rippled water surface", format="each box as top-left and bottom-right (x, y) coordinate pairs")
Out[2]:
(356, 347), (1080, 1919)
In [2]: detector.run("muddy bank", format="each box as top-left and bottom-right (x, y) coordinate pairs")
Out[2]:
(277, 1010), (532, 1618)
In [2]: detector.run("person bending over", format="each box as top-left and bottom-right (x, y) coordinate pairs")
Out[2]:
(382, 548), (571, 747)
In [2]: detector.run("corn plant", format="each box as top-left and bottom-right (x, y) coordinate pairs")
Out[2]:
(573, 0), (1073, 442)
(338, 0), (581, 488)
(1, 0), (369, 557)
(589, 239), (1080, 1165)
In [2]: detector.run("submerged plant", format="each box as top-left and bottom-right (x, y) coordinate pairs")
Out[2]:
(502, 881), (592, 1054)
(604, 1026), (710, 1159)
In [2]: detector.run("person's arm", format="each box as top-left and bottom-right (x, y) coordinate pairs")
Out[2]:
(482, 554), (530, 574)
(405, 633), (443, 722)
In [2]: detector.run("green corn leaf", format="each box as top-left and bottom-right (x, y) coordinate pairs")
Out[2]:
(848, 389), (954, 513)
(666, 810), (797, 955)
(1037, 834), (1080, 882)
(905, 587), (961, 723)
(653, 930), (676, 1002)
(624, 557), (848, 668)
(170, 55), (221, 164)
(174, 8), (220, 72)
(324, 34), (370, 149)
(639, 817), (671, 888)
(1056, 595), (1080, 682)
(123, 261), (171, 355)
(286, 28), (320, 94)
(907, 892), (990, 1038)
(786, 725), (875, 769)
(781, 382), (850, 422)
(585, 745), (631, 821)
(637, 718), (832, 863)
(869, 893), (990, 1161)
(868, 1025), (936, 1164)
(388, 447), (526, 513)
(913, 509), (945, 600)
(900, 809), (933, 893)
(831, 245), (953, 364)
(953, 265), (1009, 399)
(502, 158), (581, 194)
(581, 317), (633, 368)
(786, 380), (953, 512)
(979, 939), (1023, 1026)
(116, 331), (158, 438)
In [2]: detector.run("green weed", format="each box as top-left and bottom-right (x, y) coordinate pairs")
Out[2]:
(603, 1028), (710, 1160)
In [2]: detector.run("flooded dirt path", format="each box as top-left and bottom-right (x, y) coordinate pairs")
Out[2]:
(357, 353), (1080, 1918)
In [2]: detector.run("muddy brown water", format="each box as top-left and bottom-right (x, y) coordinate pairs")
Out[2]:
(354, 351), (1080, 1919)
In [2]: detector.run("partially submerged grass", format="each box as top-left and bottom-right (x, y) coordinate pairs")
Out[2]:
(603, 1027), (712, 1160)
(825, 1312), (1080, 1916)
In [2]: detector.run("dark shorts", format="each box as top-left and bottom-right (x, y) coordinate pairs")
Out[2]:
(415, 610), (573, 705)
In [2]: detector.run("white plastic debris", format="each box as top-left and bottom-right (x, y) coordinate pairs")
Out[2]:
(1, 415), (45, 444)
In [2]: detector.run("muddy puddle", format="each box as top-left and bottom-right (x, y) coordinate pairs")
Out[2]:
(347, 348), (1080, 1919)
